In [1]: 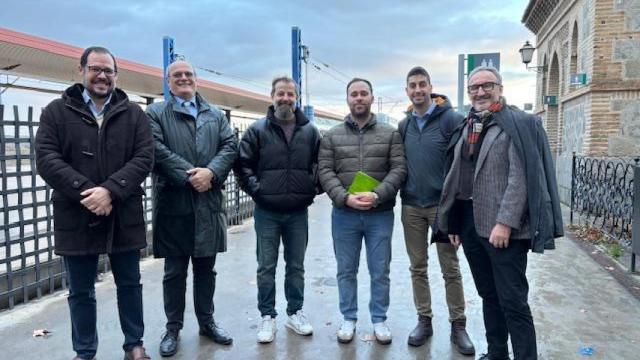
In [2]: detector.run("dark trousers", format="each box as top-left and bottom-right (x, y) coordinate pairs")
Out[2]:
(64, 250), (144, 360)
(163, 255), (217, 330)
(254, 205), (308, 317)
(457, 200), (537, 360)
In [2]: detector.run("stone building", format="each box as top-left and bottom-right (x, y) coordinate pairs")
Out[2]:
(522, 0), (640, 202)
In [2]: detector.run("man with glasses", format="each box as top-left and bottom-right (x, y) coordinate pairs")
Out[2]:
(147, 60), (237, 357)
(438, 66), (563, 360)
(398, 66), (474, 355)
(36, 46), (154, 360)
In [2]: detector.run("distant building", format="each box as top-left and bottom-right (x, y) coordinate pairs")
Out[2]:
(522, 0), (640, 202)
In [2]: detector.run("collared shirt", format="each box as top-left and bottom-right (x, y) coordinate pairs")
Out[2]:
(82, 88), (112, 127)
(411, 100), (437, 131)
(174, 95), (198, 119)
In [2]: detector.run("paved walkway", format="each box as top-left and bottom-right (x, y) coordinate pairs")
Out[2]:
(1, 195), (639, 359)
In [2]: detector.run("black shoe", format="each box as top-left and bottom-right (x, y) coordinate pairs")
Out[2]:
(477, 353), (510, 360)
(199, 321), (233, 345)
(451, 319), (475, 355)
(159, 329), (179, 357)
(407, 315), (433, 347)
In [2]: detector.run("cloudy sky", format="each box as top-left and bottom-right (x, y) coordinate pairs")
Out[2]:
(1, 0), (538, 119)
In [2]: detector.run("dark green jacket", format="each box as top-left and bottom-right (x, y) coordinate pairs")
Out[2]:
(146, 93), (237, 257)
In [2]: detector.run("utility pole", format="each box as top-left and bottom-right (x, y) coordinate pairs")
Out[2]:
(292, 27), (314, 121)
(291, 27), (303, 110)
(162, 36), (176, 101)
(457, 54), (465, 113)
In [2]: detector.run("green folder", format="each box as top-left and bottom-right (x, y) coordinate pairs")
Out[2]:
(348, 171), (380, 194)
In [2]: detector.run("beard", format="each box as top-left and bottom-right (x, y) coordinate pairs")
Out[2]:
(274, 102), (295, 120)
(349, 103), (371, 119)
(85, 79), (113, 99)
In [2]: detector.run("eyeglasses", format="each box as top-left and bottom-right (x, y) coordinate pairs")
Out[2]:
(86, 65), (117, 76)
(467, 82), (499, 94)
(171, 71), (195, 79)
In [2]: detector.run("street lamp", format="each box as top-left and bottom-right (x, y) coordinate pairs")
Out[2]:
(519, 41), (547, 73)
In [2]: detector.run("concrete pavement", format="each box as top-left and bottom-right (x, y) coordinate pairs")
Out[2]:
(1, 195), (639, 359)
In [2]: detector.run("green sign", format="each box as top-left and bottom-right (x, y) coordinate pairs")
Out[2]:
(467, 53), (500, 73)
(544, 95), (557, 106)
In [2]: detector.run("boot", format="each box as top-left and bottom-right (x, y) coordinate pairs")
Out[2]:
(451, 319), (475, 355)
(407, 315), (433, 346)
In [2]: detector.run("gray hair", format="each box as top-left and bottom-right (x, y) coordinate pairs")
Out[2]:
(165, 60), (197, 79)
(468, 66), (502, 84)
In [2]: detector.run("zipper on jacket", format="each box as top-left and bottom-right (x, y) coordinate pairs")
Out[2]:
(358, 128), (364, 171)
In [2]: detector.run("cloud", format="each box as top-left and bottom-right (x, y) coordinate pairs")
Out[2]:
(1, 0), (537, 118)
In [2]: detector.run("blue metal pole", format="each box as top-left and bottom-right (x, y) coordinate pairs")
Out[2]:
(162, 36), (175, 101)
(291, 27), (302, 109)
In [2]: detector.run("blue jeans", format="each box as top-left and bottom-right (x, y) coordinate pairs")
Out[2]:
(64, 250), (144, 359)
(254, 205), (309, 317)
(331, 207), (393, 323)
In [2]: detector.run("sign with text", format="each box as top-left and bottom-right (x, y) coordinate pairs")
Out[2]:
(467, 53), (500, 73)
(544, 95), (557, 106)
(570, 73), (587, 85)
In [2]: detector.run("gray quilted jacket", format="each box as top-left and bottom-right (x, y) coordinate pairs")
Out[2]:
(318, 114), (406, 211)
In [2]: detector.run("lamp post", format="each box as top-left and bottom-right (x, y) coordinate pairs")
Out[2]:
(519, 41), (547, 73)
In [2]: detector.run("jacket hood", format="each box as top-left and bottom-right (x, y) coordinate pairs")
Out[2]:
(405, 93), (453, 118)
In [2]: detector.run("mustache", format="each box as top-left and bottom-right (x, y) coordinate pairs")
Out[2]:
(473, 94), (492, 100)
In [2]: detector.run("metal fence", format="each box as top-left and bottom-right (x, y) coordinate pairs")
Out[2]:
(570, 152), (639, 270)
(0, 104), (255, 310)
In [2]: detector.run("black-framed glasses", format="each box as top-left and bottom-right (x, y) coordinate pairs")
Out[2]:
(171, 71), (194, 79)
(86, 65), (117, 76)
(467, 82), (499, 93)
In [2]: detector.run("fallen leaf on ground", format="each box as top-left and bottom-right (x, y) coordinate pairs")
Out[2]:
(33, 329), (51, 337)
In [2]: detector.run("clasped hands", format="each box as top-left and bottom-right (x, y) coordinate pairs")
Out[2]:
(187, 167), (215, 193)
(80, 186), (112, 216)
(346, 192), (377, 211)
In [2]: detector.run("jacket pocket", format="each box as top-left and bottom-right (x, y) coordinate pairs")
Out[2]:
(118, 195), (145, 227)
(53, 200), (87, 231)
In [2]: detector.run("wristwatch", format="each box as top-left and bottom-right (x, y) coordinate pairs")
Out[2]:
(372, 192), (380, 208)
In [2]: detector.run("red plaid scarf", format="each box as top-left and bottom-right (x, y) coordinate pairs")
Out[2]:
(466, 101), (503, 156)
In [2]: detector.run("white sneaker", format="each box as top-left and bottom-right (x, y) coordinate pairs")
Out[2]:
(257, 315), (276, 343)
(285, 310), (313, 335)
(337, 320), (356, 343)
(373, 321), (392, 345)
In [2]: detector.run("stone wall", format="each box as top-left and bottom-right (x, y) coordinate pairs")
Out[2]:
(557, 94), (589, 203)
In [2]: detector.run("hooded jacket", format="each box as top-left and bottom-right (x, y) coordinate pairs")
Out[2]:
(398, 93), (464, 208)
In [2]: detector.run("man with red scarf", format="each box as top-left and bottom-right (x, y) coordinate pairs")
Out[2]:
(438, 66), (563, 360)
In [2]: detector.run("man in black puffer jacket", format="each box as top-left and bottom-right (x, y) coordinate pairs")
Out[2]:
(235, 76), (321, 343)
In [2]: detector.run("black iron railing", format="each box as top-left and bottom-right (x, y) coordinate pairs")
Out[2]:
(0, 105), (255, 310)
(570, 152), (639, 270)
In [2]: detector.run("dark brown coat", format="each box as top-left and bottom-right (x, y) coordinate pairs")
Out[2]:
(35, 84), (154, 255)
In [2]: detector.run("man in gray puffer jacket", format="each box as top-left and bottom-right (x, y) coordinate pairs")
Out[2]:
(318, 78), (406, 345)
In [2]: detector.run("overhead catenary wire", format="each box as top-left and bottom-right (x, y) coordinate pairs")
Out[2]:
(197, 66), (271, 91)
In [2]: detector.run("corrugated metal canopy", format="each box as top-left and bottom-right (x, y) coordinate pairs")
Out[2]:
(0, 27), (343, 120)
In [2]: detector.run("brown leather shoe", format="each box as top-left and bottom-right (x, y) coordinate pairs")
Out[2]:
(451, 319), (475, 355)
(124, 345), (151, 360)
(407, 315), (433, 346)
